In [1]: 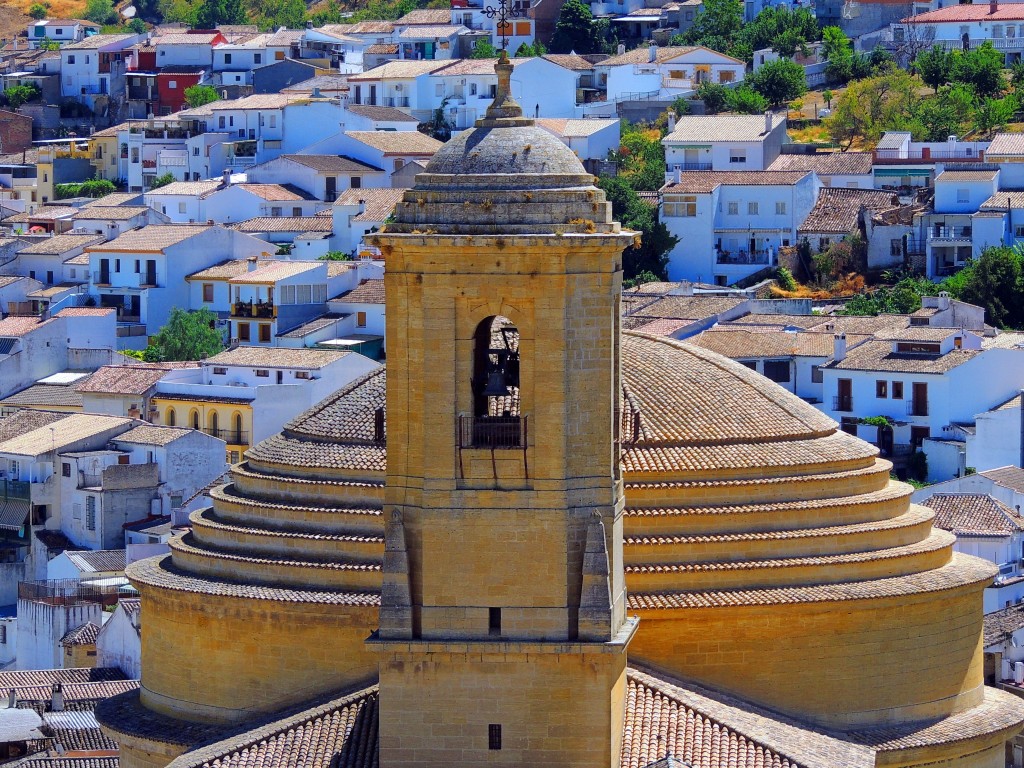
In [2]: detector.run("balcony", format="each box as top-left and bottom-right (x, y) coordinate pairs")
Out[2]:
(833, 395), (853, 412)
(202, 427), (249, 445)
(382, 96), (410, 108)
(907, 399), (929, 417)
(18, 578), (127, 608)
(232, 300), (275, 319)
(873, 149), (985, 164)
(458, 415), (527, 449)
(716, 250), (771, 266)
(928, 226), (972, 243)
(667, 162), (712, 173)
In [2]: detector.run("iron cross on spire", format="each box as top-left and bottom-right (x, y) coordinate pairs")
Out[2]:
(482, 0), (523, 51)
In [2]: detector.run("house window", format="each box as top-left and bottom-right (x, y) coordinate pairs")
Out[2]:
(295, 370), (311, 379)
(259, 324), (271, 343)
(489, 607), (501, 634)
(134, 260), (141, 273)
(168, 80), (177, 89)
(729, 148), (746, 164)
(178, 202), (187, 214)
(435, 83), (443, 96)
(238, 322), (250, 341)
(891, 238), (903, 256)
(488, 724), (502, 750)
(763, 360), (790, 383)
(775, 201), (786, 215)
(357, 311), (367, 327)
(115, 259), (121, 272)
(811, 365), (823, 383)
(892, 381), (904, 399)
(193, 147), (200, 156)
(876, 380), (888, 398)
(62, 463), (71, 478)
(956, 188), (969, 204)
(1015, 225), (1024, 239)
(665, 195), (697, 217)
(728, 201), (738, 215)
(269, 114), (276, 128)
(67, 55), (75, 64)
(255, 369), (270, 377)
(85, 496), (96, 531)
(351, 176), (362, 189)
(203, 283), (214, 302)
(747, 201), (758, 215)
(271, 206), (282, 216)
(224, 53), (232, 64)
(254, 53), (262, 63)
(213, 367), (227, 375)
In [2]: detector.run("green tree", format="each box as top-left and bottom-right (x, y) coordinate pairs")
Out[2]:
(696, 81), (728, 113)
(914, 45), (951, 93)
(957, 246), (1024, 328)
(597, 176), (676, 281)
(471, 39), (498, 58)
(825, 67), (918, 148)
(144, 308), (224, 362)
(197, 0), (248, 27)
(822, 25), (853, 82)
(3, 84), (41, 110)
(84, 0), (119, 25)
(319, 250), (352, 261)
(127, 17), (147, 33)
(549, 0), (601, 54)
(950, 41), (1004, 98)
(514, 40), (546, 56)
(725, 85), (769, 114)
(973, 93), (1018, 136)
(184, 84), (220, 108)
(150, 172), (175, 189)
(912, 83), (973, 141)
(735, 5), (819, 59)
(822, 88), (833, 108)
(747, 58), (806, 106)
(679, 0), (743, 55)
(1012, 59), (1024, 91)
(28, 3), (49, 19)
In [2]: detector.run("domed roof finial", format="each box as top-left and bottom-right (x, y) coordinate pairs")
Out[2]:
(482, 49), (525, 123)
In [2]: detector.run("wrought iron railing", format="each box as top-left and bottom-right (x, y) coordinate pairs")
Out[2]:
(458, 415), (526, 449)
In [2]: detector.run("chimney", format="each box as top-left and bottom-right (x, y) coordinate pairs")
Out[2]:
(938, 290), (950, 310)
(247, 256), (258, 272)
(667, 112), (677, 133)
(648, 43), (657, 63)
(765, 110), (772, 134)
(6, 689), (15, 709)
(50, 682), (64, 712)
(833, 333), (847, 362)
(222, 169), (231, 187)
(674, 166), (682, 183)
(313, 87), (321, 98)
(991, 0), (997, 13)
(305, 19), (313, 28)
(617, 43), (625, 55)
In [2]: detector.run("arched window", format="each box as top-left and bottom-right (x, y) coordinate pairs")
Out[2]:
(466, 316), (521, 447)
(232, 412), (243, 444)
(166, 408), (176, 427)
(209, 411), (219, 436)
(190, 410), (200, 430)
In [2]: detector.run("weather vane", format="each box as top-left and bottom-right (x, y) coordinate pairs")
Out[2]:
(482, 0), (523, 51)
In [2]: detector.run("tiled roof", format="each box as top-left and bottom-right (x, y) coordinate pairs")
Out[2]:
(187, 259), (251, 280)
(336, 188), (407, 222)
(397, 7), (452, 23)
(165, 684), (379, 768)
(985, 603), (1024, 647)
(229, 260), (322, 283)
(922, 493), (1024, 536)
(60, 621), (100, 646)
(18, 758), (120, 768)
(543, 53), (595, 71)
(282, 74), (350, 94)
(364, 42), (399, 54)
(345, 104), (418, 122)
(980, 466), (1024, 494)
(767, 152), (874, 176)
(84, 193), (142, 209)
(73, 205), (151, 221)
(0, 667), (127, 690)
(988, 133), (1024, 157)
(536, 117), (619, 137)
(5, 207), (78, 223)
(280, 154), (383, 172)
(600, 45), (742, 66)
(87, 224), (213, 252)
(76, 364), (193, 395)
(344, 131), (443, 155)
(114, 425), (193, 446)
(873, 325), (969, 341)
(626, 295), (745, 321)
(17, 234), (105, 255)
(236, 183), (318, 201)
(231, 216), (334, 233)
(277, 313), (348, 339)
(799, 188), (899, 234)
(145, 180), (222, 198)
(664, 113), (785, 143)
(823, 339), (979, 373)
(67, 549), (126, 573)
(0, 383), (83, 409)
(347, 59), (451, 81)
(688, 329), (842, 358)
(398, 24), (465, 38)
(205, 346), (349, 369)
(342, 21), (395, 33)
(54, 308), (116, 318)
(62, 33), (136, 50)
(0, 316), (46, 337)
(663, 171), (809, 194)
(904, 3), (1024, 22)
(336, 279), (385, 304)
(156, 33), (222, 45)
(980, 191), (1024, 211)
(936, 169), (999, 182)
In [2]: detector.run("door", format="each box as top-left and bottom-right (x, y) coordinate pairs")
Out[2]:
(325, 176), (337, 202)
(369, 85), (377, 105)
(276, 370), (283, 384)
(145, 259), (156, 286)
(684, 148), (698, 169)
(911, 382), (928, 416)
(99, 259), (110, 284)
(836, 378), (852, 412)
(878, 424), (894, 456)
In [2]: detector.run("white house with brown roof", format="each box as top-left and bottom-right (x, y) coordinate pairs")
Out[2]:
(660, 170), (820, 283)
(767, 151), (874, 189)
(246, 154), (388, 201)
(146, 180), (324, 225)
(70, 205), (170, 241)
(535, 118), (620, 168)
(889, 4), (1024, 64)
(84, 224), (271, 344)
(341, 103), (420, 131)
(327, 278), (386, 350)
(662, 112), (789, 174)
(96, 598), (140, 679)
(58, 33), (143, 110)
(76, 362), (199, 420)
(924, 169), (1007, 279)
(26, 19), (100, 48)
(596, 45), (745, 103)
(797, 187), (899, 253)
(11, 234), (105, 288)
(299, 131), (443, 180)
(153, 31), (228, 68)
(331, 187), (407, 255)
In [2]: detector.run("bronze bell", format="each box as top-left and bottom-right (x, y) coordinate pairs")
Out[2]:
(482, 368), (510, 398)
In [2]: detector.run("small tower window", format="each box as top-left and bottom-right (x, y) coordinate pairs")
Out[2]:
(464, 316), (522, 448)
(488, 724), (502, 750)
(489, 607), (501, 635)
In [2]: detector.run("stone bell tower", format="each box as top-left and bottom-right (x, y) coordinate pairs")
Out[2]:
(367, 50), (638, 768)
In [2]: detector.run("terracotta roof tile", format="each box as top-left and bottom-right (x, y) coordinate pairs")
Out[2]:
(229, 260), (322, 283)
(236, 183), (318, 201)
(345, 104), (416, 122)
(231, 217), (334, 233)
(344, 131), (443, 155)
(17, 234), (105, 255)
(114, 425), (193, 446)
(663, 171), (809, 194)
(397, 8), (452, 23)
(187, 259), (251, 280)
(336, 279), (385, 304)
(205, 346), (349, 369)
(922, 493), (1024, 536)
(76, 364), (188, 395)
(664, 113), (786, 143)
(336, 188), (407, 222)
(87, 225), (214, 252)
(0, 383), (83, 409)
(601, 45), (742, 67)
(280, 154), (383, 172)
(799, 188), (900, 234)
(823, 339), (980, 373)
(980, 466), (1024, 493)
(60, 621), (100, 646)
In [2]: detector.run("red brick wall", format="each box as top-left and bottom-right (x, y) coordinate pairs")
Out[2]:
(0, 110), (32, 154)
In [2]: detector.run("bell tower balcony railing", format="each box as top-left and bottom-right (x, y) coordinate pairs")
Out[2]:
(458, 415), (526, 449)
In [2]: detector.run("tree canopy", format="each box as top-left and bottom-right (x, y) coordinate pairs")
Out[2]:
(747, 58), (806, 106)
(140, 308), (224, 362)
(597, 176), (676, 281)
(184, 84), (220, 109)
(84, 0), (119, 25)
(549, 0), (603, 54)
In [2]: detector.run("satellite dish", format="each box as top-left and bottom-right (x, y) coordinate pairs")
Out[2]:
(121, 5), (137, 17)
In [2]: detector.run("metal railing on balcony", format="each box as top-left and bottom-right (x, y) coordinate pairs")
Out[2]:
(18, 578), (127, 607)
(202, 428), (249, 444)
(872, 148), (985, 164)
(907, 399), (929, 417)
(667, 162), (712, 173)
(383, 96), (410, 108)
(716, 250), (771, 266)
(232, 301), (275, 318)
(929, 226), (972, 241)
(458, 415), (527, 449)
(833, 395), (853, 412)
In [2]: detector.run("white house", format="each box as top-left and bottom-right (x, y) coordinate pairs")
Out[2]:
(596, 45), (745, 103)
(328, 278), (386, 348)
(924, 169), (1006, 279)
(347, 59), (452, 112)
(13, 234), (105, 288)
(96, 598), (140, 678)
(872, 131), (991, 190)
(889, 3), (1024, 65)
(767, 152), (875, 188)
(59, 33), (142, 111)
(153, 31), (228, 68)
(71, 205), (170, 241)
(246, 155), (388, 201)
(26, 19), (99, 48)
(84, 224), (271, 343)
(299, 131), (443, 181)
(663, 112), (788, 174)
(141, 179), (222, 224)
(660, 170), (819, 284)
(341, 104), (421, 132)
(535, 118), (620, 169)
(146, 178), (322, 224)
(331, 187), (407, 255)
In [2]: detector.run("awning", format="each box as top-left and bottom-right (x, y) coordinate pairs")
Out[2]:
(874, 168), (932, 177)
(0, 498), (30, 531)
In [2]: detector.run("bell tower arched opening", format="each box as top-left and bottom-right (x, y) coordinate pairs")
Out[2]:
(466, 315), (522, 448)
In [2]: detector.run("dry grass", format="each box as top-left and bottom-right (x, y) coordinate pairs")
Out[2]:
(11, 0), (87, 19)
(771, 272), (866, 300)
